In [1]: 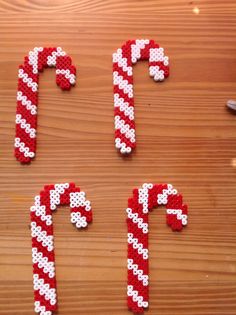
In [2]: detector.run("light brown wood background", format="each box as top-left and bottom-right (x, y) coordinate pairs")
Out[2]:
(0, 0), (236, 314)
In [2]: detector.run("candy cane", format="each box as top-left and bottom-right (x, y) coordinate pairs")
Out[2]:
(113, 39), (169, 154)
(15, 47), (76, 163)
(30, 182), (92, 315)
(126, 183), (188, 313)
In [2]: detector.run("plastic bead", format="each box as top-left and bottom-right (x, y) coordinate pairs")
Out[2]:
(30, 183), (92, 315)
(126, 183), (188, 314)
(15, 47), (76, 164)
(113, 39), (169, 155)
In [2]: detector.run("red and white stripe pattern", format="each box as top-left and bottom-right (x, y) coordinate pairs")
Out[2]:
(30, 183), (92, 315)
(113, 40), (169, 154)
(127, 183), (188, 313)
(15, 47), (76, 163)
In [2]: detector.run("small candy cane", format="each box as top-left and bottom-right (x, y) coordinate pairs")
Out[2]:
(15, 47), (76, 163)
(126, 183), (188, 314)
(113, 40), (169, 154)
(30, 182), (92, 315)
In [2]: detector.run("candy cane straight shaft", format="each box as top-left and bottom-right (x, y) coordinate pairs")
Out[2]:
(126, 183), (188, 313)
(113, 40), (169, 154)
(30, 183), (92, 315)
(15, 47), (76, 163)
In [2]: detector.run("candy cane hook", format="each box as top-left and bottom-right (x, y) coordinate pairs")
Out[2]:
(15, 47), (76, 163)
(113, 39), (169, 154)
(126, 183), (188, 313)
(30, 182), (92, 315)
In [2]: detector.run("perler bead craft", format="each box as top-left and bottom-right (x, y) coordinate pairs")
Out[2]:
(126, 183), (188, 314)
(15, 47), (76, 164)
(113, 39), (169, 154)
(30, 183), (92, 315)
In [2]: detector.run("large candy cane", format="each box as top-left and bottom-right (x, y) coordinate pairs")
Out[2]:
(113, 39), (170, 154)
(126, 183), (188, 314)
(30, 182), (92, 315)
(15, 47), (76, 163)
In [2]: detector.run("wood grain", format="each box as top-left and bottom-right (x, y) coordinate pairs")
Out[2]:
(0, 0), (236, 314)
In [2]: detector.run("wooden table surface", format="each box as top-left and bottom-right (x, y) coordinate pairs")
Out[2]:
(0, 1), (236, 314)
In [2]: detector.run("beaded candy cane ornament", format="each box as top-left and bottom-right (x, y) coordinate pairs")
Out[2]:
(113, 40), (169, 154)
(126, 183), (188, 313)
(15, 47), (76, 163)
(30, 183), (92, 315)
